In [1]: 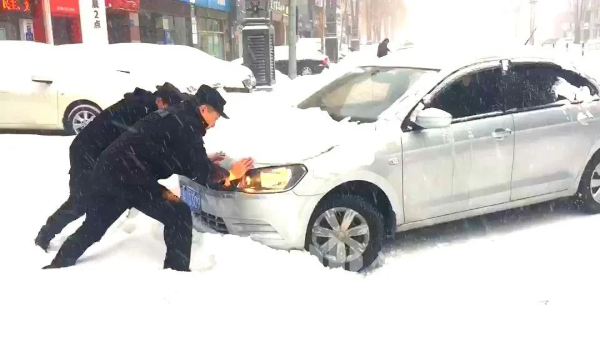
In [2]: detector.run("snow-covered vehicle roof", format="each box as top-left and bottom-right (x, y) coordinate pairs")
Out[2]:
(56, 43), (255, 93)
(373, 45), (579, 72)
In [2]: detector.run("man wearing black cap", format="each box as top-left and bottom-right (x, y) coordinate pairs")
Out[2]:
(35, 83), (185, 252)
(44, 84), (254, 271)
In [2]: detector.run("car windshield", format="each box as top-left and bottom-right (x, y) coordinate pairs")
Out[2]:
(297, 67), (436, 122)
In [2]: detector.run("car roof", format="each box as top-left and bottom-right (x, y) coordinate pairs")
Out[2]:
(366, 44), (574, 71)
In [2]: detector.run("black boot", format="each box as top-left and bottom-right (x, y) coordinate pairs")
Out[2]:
(164, 263), (191, 272)
(34, 230), (52, 252)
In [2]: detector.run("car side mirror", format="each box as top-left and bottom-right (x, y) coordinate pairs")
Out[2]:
(415, 108), (453, 129)
(31, 75), (53, 85)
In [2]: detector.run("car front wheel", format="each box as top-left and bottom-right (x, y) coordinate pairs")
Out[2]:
(65, 103), (101, 135)
(577, 153), (600, 213)
(305, 195), (383, 271)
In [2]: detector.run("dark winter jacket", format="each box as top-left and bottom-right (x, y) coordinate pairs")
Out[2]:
(93, 101), (230, 190)
(377, 42), (391, 58)
(69, 88), (157, 173)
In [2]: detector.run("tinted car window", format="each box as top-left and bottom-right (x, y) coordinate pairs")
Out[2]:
(430, 67), (503, 120)
(504, 64), (597, 112)
(298, 67), (435, 123)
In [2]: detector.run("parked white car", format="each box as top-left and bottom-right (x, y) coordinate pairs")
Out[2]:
(0, 41), (256, 135)
(0, 41), (136, 134)
(181, 46), (600, 271)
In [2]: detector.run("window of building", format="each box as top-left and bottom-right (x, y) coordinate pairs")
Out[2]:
(198, 17), (224, 59)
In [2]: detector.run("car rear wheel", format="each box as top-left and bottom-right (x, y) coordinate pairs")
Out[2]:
(577, 154), (600, 213)
(300, 66), (313, 76)
(305, 195), (383, 271)
(64, 103), (101, 135)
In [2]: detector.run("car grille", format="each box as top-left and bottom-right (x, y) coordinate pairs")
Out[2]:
(194, 211), (228, 234)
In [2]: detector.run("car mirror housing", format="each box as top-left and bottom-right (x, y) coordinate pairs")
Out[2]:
(415, 108), (453, 129)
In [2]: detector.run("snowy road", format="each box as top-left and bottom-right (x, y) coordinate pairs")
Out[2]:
(2, 132), (600, 340)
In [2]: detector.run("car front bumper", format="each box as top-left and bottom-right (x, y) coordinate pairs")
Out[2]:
(179, 176), (321, 250)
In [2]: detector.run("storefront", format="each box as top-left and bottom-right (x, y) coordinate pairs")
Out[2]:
(139, 0), (191, 45)
(106, 0), (141, 43)
(270, 0), (288, 46)
(0, 0), (34, 41)
(194, 0), (230, 60)
(47, 0), (82, 44)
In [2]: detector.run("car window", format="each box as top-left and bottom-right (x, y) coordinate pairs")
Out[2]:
(298, 67), (435, 123)
(504, 64), (598, 112)
(430, 67), (504, 120)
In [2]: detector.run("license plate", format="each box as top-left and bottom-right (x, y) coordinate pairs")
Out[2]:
(181, 186), (202, 211)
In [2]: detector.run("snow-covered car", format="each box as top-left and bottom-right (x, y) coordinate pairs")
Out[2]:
(0, 41), (139, 134)
(274, 43), (330, 76)
(180, 46), (600, 271)
(57, 43), (256, 93)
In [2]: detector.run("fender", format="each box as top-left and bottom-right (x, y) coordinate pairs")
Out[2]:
(293, 168), (404, 224)
(572, 136), (600, 192)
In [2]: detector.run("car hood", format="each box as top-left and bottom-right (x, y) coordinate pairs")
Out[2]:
(204, 106), (399, 174)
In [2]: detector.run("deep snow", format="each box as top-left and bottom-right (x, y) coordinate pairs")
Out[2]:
(3, 49), (600, 340)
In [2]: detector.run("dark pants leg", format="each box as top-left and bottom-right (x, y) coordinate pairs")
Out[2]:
(35, 169), (89, 250)
(35, 195), (86, 249)
(47, 195), (129, 268)
(132, 185), (193, 271)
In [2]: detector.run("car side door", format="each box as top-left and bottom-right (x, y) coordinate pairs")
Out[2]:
(0, 47), (59, 127)
(504, 62), (600, 200)
(401, 62), (515, 222)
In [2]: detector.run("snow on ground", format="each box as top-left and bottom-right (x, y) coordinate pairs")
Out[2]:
(3, 132), (600, 340)
(3, 49), (600, 339)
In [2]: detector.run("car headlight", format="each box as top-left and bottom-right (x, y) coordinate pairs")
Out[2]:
(238, 165), (307, 194)
(243, 75), (256, 89)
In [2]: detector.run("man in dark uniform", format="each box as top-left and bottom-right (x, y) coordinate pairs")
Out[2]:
(35, 83), (185, 252)
(44, 85), (254, 271)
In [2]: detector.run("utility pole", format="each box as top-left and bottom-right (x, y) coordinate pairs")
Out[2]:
(289, 0), (297, 79)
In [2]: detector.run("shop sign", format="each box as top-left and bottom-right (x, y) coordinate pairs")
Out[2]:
(270, 0), (288, 15)
(1, 0), (30, 11)
(50, 0), (79, 15)
(191, 0), (230, 12)
(105, 0), (139, 11)
(80, 0), (108, 44)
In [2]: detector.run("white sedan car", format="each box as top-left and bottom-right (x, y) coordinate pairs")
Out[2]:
(0, 42), (256, 135)
(181, 46), (600, 271)
(0, 41), (134, 134)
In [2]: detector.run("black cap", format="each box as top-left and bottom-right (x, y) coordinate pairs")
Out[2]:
(154, 82), (186, 106)
(191, 84), (228, 119)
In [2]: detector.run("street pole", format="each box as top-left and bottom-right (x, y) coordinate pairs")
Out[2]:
(321, 2), (325, 52)
(289, 0), (297, 78)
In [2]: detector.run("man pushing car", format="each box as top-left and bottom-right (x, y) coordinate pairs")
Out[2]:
(43, 85), (254, 271)
(35, 83), (185, 251)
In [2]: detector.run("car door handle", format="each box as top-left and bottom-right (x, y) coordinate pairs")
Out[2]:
(492, 128), (512, 140)
(577, 111), (594, 126)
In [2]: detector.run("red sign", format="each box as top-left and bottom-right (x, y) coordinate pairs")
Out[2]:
(50, 0), (79, 16)
(105, 0), (139, 12)
(1, 0), (30, 11)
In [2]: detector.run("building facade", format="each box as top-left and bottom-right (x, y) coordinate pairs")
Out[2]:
(1, 0), (235, 60)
